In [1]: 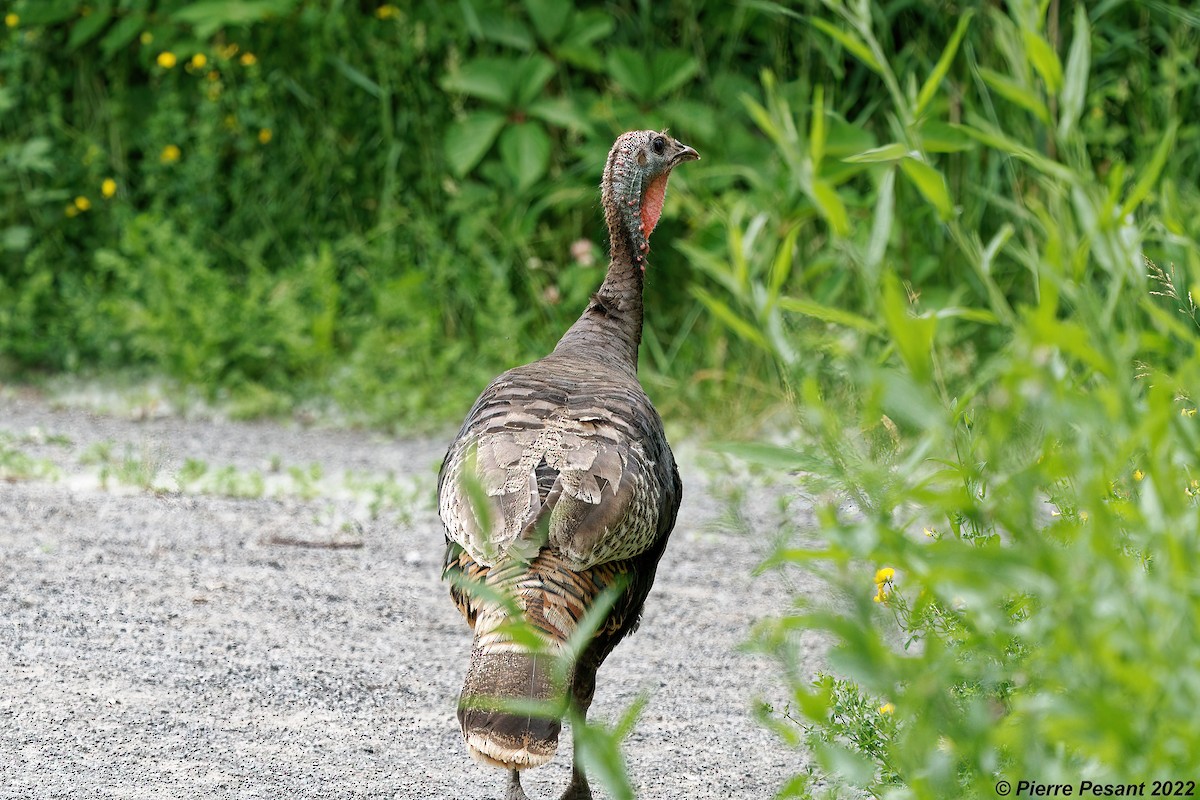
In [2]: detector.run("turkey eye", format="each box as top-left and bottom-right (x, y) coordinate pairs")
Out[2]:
(652, 137), (666, 155)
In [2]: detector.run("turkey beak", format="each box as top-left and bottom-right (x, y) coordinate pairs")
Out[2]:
(672, 142), (700, 164)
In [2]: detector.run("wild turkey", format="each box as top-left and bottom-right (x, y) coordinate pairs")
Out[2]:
(438, 130), (698, 800)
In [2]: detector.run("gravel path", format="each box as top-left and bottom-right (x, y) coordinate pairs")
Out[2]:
(0, 385), (824, 799)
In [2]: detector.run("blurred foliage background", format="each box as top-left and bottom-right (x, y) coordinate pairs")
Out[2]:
(4, 0), (1200, 797)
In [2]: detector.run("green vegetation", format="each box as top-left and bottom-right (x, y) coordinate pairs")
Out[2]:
(5, 0), (1200, 797)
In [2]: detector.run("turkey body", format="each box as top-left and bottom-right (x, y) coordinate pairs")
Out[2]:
(437, 130), (698, 800)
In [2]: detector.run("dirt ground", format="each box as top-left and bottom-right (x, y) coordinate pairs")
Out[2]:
(0, 385), (825, 799)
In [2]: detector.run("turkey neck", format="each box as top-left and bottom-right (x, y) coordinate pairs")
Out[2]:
(552, 179), (650, 373)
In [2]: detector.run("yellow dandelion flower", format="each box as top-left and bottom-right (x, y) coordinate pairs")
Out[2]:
(873, 567), (895, 586)
(160, 144), (181, 163)
(257, 128), (273, 144)
(157, 51), (177, 69)
(73, 196), (91, 212)
(101, 178), (117, 198)
(5, 13), (19, 28)
(879, 703), (895, 715)
(190, 53), (207, 69)
(65, 204), (79, 218)
(239, 52), (257, 66)
(1133, 469), (1145, 482)
(375, 4), (399, 18)
(139, 31), (153, 45)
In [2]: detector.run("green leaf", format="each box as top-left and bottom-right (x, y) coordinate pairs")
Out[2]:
(100, 15), (145, 58)
(444, 111), (506, 176)
(958, 120), (1076, 182)
(778, 296), (882, 334)
(843, 142), (908, 164)
(1023, 30), (1063, 94)
(810, 178), (850, 236)
(1058, 3), (1091, 140)
(918, 121), (976, 153)
(915, 9), (974, 117)
(880, 272), (936, 382)
(865, 167), (895, 278)
(526, 97), (593, 133)
(1121, 121), (1177, 218)
(441, 57), (516, 106)
(978, 67), (1051, 125)
(67, 7), (112, 51)
(692, 287), (773, 353)
(170, 0), (299, 38)
(522, 0), (571, 41)
(809, 17), (883, 76)
(513, 54), (556, 107)
(606, 47), (652, 102)
(809, 85), (826, 168)
(329, 56), (382, 99)
(899, 157), (953, 220)
(499, 122), (551, 192)
(651, 49), (699, 100)
(476, 13), (535, 50)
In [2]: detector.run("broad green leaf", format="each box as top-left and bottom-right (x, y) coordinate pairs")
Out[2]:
(522, 0), (571, 41)
(564, 9), (613, 46)
(978, 67), (1051, 125)
(899, 157), (953, 220)
(100, 15), (145, 58)
(880, 271), (936, 382)
(67, 8), (112, 50)
(526, 97), (593, 133)
(778, 297), (882, 334)
(1121, 121), (1177, 217)
(606, 47), (652, 102)
(514, 54), (556, 107)
(865, 167), (896, 277)
(18, 0), (77, 24)
(843, 142), (908, 164)
(1057, 3), (1090, 140)
(477, 13), (534, 50)
(915, 10), (974, 117)
(809, 17), (883, 76)
(918, 121), (976, 153)
(651, 49), (700, 100)
(441, 57), (515, 105)
(499, 122), (551, 192)
(170, 0), (299, 38)
(444, 111), (506, 176)
(810, 178), (850, 236)
(1023, 30), (1063, 94)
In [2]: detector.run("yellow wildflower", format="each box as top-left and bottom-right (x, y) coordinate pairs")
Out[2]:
(879, 703), (895, 715)
(239, 52), (257, 66)
(65, 204), (79, 218)
(101, 178), (117, 198)
(157, 51), (177, 69)
(874, 567), (895, 586)
(160, 144), (181, 163)
(190, 53), (207, 69)
(375, 4), (399, 18)
(5, 13), (18, 28)
(73, 196), (91, 212)
(139, 31), (153, 45)
(1133, 469), (1145, 482)
(257, 128), (273, 144)
(873, 587), (889, 604)
(922, 527), (936, 538)
(206, 70), (220, 82)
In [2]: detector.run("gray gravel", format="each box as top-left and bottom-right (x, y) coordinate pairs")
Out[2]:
(0, 386), (825, 799)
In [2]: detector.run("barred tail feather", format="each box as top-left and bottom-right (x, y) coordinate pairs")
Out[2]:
(458, 643), (566, 769)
